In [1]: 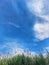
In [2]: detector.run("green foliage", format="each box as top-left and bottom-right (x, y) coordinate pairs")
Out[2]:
(0, 52), (49, 65)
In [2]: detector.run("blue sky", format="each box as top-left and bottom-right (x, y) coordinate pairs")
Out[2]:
(0, 0), (49, 55)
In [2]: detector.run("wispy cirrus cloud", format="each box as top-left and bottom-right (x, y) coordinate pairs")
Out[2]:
(0, 45), (7, 50)
(0, 41), (36, 57)
(0, 41), (24, 53)
(8, 22), (20, 28)
(45, 46), (49, 51)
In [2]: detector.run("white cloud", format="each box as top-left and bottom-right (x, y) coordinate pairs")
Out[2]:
(26, 0), (44, 15)
(26, 0), (49, 15)
(34, 22), (49, 40)
(26, 0), (49, 40)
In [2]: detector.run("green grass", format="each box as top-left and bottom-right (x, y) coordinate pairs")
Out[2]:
(0, 52), (49, 65)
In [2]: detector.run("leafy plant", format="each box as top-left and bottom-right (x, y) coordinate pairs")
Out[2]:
(0, 52), (49, 65)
